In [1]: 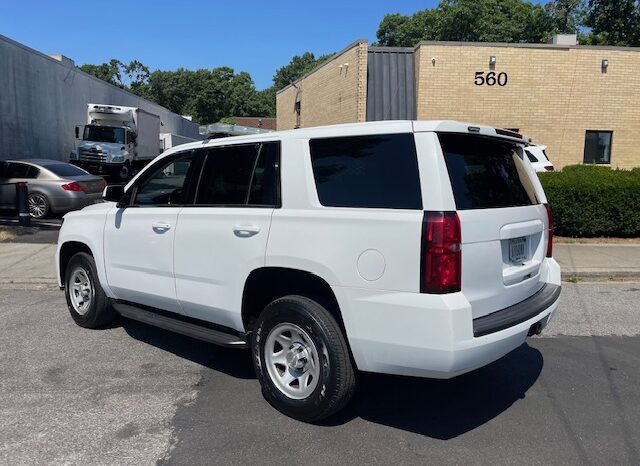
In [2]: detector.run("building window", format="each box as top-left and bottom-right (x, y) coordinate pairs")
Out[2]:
(583, 131), (612, 164)
(294, 101), (301, 129)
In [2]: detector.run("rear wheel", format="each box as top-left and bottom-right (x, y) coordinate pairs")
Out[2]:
(64, 252), (116, 328)
(252, 295), (356, 422)
(28, 193), (49, 219)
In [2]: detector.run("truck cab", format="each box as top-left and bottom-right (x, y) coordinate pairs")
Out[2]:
(71, 104), (159, 181)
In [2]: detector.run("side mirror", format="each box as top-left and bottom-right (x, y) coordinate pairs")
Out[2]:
(103, 185), (125, 203)
(75, 125), (82, 139)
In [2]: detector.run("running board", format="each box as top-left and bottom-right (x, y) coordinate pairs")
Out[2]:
(113, 302), (249, 349)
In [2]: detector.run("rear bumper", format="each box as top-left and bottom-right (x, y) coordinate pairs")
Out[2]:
(335, 258), (561, 379)
(50, 192), (102, 214)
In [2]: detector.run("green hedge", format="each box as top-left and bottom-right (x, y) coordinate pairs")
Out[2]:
(538, 165), (640, 237)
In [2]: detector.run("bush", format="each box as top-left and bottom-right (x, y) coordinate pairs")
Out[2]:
(538, 165), (640, 237)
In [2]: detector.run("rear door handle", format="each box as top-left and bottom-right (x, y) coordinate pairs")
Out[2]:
(233, 225), (260, 237)
(152, 222), (172, 231)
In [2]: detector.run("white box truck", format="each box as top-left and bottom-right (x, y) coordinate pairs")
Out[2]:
(71, 104), (161, 181)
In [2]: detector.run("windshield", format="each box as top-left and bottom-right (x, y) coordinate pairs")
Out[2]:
(83, 125), (125, 144)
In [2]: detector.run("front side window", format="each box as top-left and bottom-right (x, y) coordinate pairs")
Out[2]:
(583, 131), (612, 164)
(309, 133), (422, 209)
(134, 153), (195, 206)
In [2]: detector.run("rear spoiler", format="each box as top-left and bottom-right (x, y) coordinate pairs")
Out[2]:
(412, 120), (531, 145)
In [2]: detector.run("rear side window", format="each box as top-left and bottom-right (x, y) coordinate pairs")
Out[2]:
(7, 162), (39, 179)
(195, 141), (280, 206)
(439, 133), (538, 210)
(309, 134), (422, 209)
(525, 150), (538, 163)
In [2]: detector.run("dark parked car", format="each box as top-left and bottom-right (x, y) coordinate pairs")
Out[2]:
(0, 159), (106, 218)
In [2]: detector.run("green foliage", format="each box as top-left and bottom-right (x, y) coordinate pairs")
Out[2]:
(539, 165), (640, 237)
(546, 0), (586, 33)
(79, 59), (149, 89)
(374, 0), (640, 46)
(375, 0), (555, 46)
(272, 52), (333, 91)
(583, 0), (640, 46)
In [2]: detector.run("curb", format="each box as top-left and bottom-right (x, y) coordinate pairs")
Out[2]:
(561, 271), (640, 281)
(0, 278), (59, 288)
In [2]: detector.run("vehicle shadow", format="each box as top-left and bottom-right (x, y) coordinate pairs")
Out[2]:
(326, 342), (543, 439)
(121, 318), (255, 379)
(121, 318), (543, 438)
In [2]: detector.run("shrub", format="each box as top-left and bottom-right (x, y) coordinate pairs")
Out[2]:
(538, 165), (640, 237)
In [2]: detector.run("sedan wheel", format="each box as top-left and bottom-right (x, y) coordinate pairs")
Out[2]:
(28, 193), (49, 219)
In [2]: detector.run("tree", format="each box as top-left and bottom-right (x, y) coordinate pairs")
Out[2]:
(79, 59), (125, 87)
(583, 0), (639, 46)
(546, 0), (586, 34)
(375, 0), (554, 46)
(79, 59), (150, 90)
(272, 52), (333, 91)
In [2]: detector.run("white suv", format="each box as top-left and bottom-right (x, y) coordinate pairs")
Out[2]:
(56, 120), (561, 422)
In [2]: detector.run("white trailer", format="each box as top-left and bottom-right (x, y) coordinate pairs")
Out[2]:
(159, 133), (196, 152)
(71, 104), (161, 180)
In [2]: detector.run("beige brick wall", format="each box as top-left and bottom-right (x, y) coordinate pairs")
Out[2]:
(415, 43), (640, 168)
(276, 40), (367, 130)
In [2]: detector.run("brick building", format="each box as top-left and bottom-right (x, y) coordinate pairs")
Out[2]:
(276, 38), (640, 168)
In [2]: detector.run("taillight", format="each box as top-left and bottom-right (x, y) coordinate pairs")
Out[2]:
(421, 211), (462, 294)
(61, 182), (84, 192)
(544, 166), (555, 171)
(545, 203), (553, 257)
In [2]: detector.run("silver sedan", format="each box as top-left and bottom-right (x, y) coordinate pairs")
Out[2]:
(0, 159), (106, 219)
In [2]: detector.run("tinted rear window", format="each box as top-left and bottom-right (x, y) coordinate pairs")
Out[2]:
(309, 134), (422, 209)
(46, 164), (89, 177)
(525, 150), (538, 163)
(439, 133), (538, 210)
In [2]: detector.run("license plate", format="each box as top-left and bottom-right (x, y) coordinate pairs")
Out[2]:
(509, 237), (527, 263)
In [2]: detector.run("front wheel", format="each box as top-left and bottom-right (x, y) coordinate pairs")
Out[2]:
(117, 161), (131, 181)
(64, 252), (116, 328)
(252, 296), (356, 422)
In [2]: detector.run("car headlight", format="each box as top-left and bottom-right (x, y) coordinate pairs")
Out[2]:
(111, 155), (125, 163)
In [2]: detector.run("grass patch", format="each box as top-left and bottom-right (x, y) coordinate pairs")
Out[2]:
(0, 228), (15, 242)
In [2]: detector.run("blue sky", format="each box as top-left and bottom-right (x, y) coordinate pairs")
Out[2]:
(0, 0), (445, 89)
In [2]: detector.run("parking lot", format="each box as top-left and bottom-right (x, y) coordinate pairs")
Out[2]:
(1, 282), (639, 465)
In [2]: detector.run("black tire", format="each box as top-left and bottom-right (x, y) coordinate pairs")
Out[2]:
(28, 192), (50, 219)
(252, 295), (356, 422)
(64, 252), (116, 328)
(117, 161), (131, 181)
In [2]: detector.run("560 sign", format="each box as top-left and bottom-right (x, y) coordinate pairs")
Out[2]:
(474, 71), (508, 86)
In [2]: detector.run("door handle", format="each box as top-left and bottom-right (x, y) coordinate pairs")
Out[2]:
(152, 221), (172, 231)
(233, 225), (260, 237)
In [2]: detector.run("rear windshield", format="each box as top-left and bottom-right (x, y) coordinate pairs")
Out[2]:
(45, 164), (89, 177)
(438, 133), (538, 210)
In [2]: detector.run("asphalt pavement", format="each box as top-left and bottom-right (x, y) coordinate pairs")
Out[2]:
(0, 282), (638, 465)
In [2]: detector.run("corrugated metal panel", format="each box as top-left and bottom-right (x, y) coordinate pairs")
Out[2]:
(366, 49), (416, 121)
